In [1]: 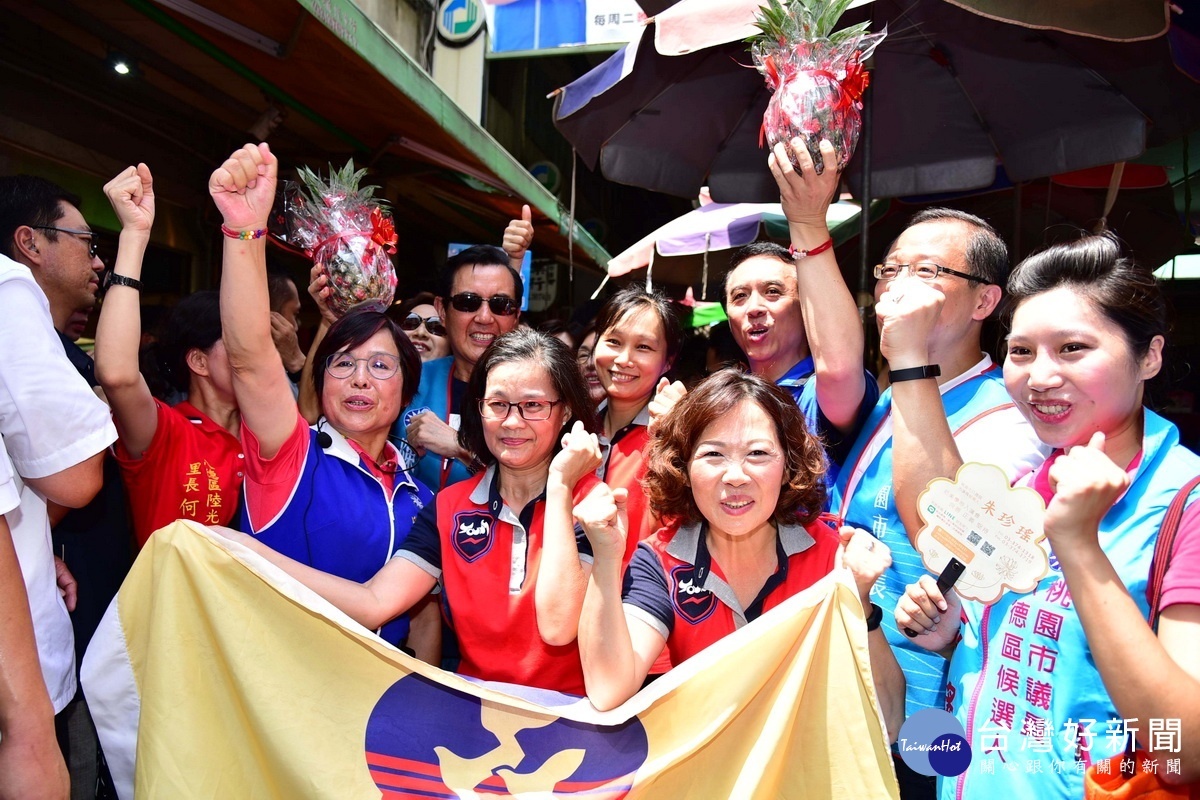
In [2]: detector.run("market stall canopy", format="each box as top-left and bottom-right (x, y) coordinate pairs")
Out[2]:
(606, 193), (875, 291)
(554, 0), (1200, 203)
(0, 0), (608, 270)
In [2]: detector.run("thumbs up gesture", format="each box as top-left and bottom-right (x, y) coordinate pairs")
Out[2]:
(1043, 431), (1129, 551)
(503, 204), (534, 266)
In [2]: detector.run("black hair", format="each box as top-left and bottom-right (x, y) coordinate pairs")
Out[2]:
(1005, 233), (1167, 362)
(440, 245), (524, 301)
(725, 241), (792, 292)
(266, 270), (299, 314)
(591, 285), (684, 369)
(0, 175), (82, 260)
(536, 319), (577, 349)
(312, 309), (422, 411)
(904, 207), (1009, 287)
(157, 291), (223, 394)
(458, 329), (598, 468)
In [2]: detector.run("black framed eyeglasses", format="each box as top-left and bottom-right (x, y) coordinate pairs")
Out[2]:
(31, 226), (100, 260)
(478, 398), (562, 421)
(325, 351), (401, 380)
(449, 292), (519, 317)
(873, 262), (981, 283)
(399, 313), (447, 337)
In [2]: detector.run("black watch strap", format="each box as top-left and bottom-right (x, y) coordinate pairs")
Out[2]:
(865, 602), (883, 632)
(105, 272), (144, 292)
(888, 364), (940, 383)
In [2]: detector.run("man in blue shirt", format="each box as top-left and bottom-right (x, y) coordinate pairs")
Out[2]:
(401, 211), (533, 490)
(722, 139), (878, 480)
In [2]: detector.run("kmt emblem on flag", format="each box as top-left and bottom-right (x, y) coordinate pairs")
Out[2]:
(83, 521), (899, 799)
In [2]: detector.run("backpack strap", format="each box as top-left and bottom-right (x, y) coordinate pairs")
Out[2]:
(1146, 474), (1200, 627)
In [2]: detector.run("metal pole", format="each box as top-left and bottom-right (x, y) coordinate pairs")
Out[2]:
(857, 57), (875, 370)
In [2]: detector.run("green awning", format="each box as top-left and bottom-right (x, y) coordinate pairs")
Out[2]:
(113, 0), (611, 269)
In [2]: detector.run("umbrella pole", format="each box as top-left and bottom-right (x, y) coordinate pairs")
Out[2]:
(702, 232), (711, 301)
(1012, 181), (1022, 261)
(569, 149), (577, 299)
(857, 65), (875, 362)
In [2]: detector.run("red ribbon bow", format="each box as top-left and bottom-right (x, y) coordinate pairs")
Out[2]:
(370, 207), (398, 255)
(841, 61), (870, 104)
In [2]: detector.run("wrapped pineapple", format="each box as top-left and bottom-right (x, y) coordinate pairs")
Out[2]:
(749, 0), (885, 173)
(287, 160), (398, 315)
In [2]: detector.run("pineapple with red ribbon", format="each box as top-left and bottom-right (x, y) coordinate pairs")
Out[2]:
(287, 160), (398, 315)
(749, 0), (885, 173)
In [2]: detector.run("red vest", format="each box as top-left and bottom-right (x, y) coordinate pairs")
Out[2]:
(434, 471), (598, 695)
(648, 516), (841, 665)
(602, 423), (659, 565)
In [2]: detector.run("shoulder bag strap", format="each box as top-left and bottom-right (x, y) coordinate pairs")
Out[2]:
(1147, 474), (1200, 627)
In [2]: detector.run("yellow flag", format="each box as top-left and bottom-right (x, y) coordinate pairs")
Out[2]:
(83, 521), (899, 799)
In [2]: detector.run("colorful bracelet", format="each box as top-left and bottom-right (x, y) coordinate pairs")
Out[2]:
(220, 225), (268, 240)
(788, 238), (834, 259)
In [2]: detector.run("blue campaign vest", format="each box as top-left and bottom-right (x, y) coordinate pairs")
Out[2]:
(395, 355), (473, 490)
(777, 356), (880, 489)
(240, 424), (433, 645)
(831, 366), (1020, 720)
(945, 410), (1200, 800)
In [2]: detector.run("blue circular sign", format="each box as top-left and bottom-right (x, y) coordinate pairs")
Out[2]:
(897, 708), (972, 777)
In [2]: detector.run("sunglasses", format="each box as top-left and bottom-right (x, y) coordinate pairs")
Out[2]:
(448, 292), (519, 317)
(399, 313), (446, 337)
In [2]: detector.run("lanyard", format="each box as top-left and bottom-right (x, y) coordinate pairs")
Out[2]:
(439, 368), (456, 490)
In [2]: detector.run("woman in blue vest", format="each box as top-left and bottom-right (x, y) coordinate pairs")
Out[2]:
(209, 143), (437, 659)
(893, 234), (1200, 798)
(215, 324), (606, 694)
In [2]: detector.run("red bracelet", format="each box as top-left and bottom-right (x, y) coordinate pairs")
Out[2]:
(220, 225), (268, 240)
(789, 238), (834, 259)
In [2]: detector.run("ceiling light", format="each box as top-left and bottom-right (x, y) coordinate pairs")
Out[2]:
(107, 50), (137, 77)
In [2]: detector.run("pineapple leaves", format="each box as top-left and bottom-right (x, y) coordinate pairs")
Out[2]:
(747, 0), (862, 48)
(295, 159), (388, 209)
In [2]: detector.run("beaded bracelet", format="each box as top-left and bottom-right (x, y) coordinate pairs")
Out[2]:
(788, 238), (834, 259)
(220, 225), (268, 240)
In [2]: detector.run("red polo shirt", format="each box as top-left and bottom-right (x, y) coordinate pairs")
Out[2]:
(622, 515), (841, 666)
(114, 399), (244, 546)
(396, 466), (600, 694)
(598, 410), (659, 565)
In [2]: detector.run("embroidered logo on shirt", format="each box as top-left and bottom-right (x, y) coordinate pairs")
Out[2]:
(670, 565), (716, 625)
(451, 512), (494, 563)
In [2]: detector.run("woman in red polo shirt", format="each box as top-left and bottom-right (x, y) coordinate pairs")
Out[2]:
(95, 164), (242, 547)
(575, 369), (904, 736)
(217, 327), (605, 695)
(590, 286), (683, 559)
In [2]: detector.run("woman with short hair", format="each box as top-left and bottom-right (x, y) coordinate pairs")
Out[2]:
(575, 368), (904, 733)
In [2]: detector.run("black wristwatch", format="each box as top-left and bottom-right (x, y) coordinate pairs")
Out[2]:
(888, 364), (940, 383)
(104, 271), (144, 292)
(865, 602), (883, 632)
